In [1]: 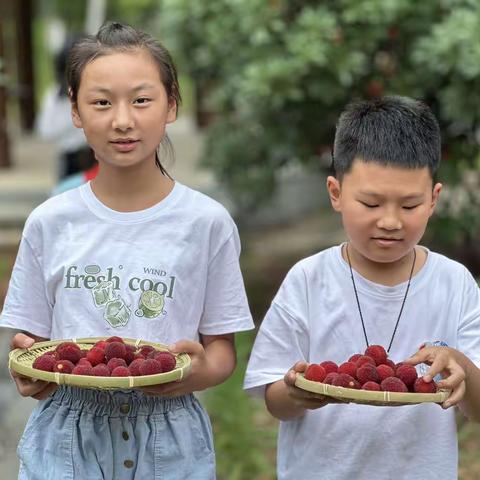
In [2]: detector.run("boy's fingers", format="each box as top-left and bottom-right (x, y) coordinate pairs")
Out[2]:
(436, 368), (465, 390)
(442, 382), (465, 409)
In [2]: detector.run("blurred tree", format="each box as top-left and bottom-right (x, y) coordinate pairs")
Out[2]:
(161, 0), (480, 269)
(30, 0), (480, 266)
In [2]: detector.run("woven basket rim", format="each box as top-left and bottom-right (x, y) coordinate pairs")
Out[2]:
(9, 337), (191, 390)
(295, 373), (450, 406)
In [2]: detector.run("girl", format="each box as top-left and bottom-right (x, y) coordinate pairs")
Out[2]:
(1, 22), (253, 480)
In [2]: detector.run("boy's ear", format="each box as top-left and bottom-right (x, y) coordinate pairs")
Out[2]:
(326, 176), (342, 212)
(429, 182), (443, 216)
(71, 103), (83, 129)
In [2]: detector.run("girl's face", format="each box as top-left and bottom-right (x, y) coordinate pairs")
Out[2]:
(71, 49), (176, 171)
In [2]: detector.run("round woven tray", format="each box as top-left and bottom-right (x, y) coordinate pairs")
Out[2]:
(295, 373), (450, 406)
(9, 337), (191, 390)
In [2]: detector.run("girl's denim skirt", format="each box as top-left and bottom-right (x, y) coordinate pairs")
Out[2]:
(17, 386), (216, 479)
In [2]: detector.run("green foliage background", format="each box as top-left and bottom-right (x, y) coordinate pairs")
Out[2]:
(160, 0), (480, 234)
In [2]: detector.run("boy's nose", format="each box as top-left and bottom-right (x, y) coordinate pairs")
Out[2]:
(376, 214), (402, 231)
(112, 104), (134, 131)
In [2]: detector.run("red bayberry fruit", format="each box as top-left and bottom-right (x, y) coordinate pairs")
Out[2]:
(128, 358), (145, 376)
(86, 347), (106, 366)
(356, 355), (376, 368)
(105, 342), (127, 361)
(376, 364), (395, 382)
(92, 364), (111, 376)
(106, 336), (124, 343)
(332, 373), (359, 389)
(139, 359), (163, 376)
(56, 344), (83, 364)
(357, 364), (380, 384)
(111, 366), (130, 377)
(338, 361), (357, 378)
(365, 345), (388, 366)
(53, 360), (75, 374)
(396, 364), (418, 389)
(72, 364), (94, 376)
(348, 354), (362, 364)
(323, 372), (339, 385)
(381, 377), (408, 392)
(153, 351), (176, 373)
(33, 354), (57, 372)
(362, 381), (381, 391)
(319, 361), (338, 374)
(107, 358), (127, 371)
(304, 364), (327, 383)
(413, 378), (437, 393)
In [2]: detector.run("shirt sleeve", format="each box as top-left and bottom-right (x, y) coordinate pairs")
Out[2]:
(457, 268), (480, 367)
(0, 235), (53, 338)
(198, 226), (254, 335)
(243, 264), (310, 395)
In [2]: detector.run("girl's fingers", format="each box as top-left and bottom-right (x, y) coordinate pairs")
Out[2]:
(32, 383), (58, 400)
(437, 368), (465, 390)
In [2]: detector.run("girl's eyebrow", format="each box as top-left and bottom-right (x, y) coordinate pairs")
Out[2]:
(86, 83), (157, 94)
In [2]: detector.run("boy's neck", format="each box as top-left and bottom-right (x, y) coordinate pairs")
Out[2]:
(90, 163), (174, 212)
(342, 243), (426, 286)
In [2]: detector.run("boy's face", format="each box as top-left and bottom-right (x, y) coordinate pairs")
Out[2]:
(327, 159), (442, 265)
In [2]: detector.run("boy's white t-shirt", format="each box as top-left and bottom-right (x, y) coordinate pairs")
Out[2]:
(244, 245), (480, 480)
(0, 182), (254, 342)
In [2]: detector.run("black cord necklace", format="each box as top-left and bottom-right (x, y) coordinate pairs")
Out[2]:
(345, 244), (417, 353)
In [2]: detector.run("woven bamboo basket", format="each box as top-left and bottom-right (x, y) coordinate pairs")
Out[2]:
(9, 337), (191, 390)
(295, 373), (450, 406)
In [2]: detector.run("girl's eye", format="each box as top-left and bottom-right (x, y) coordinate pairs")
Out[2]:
(135, 97), (151, 105)
(94, 100), (110, 107)
(403, 205), (419, 210)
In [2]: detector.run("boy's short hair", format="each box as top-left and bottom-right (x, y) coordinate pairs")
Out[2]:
(332, 95), (441, 180)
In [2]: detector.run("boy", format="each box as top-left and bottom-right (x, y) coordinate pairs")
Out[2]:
(244, 96), (480, 480)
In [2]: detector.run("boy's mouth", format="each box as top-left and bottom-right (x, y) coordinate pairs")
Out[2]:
(372, 237), (402, 246)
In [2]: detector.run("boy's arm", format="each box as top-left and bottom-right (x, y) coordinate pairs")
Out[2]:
(406, 346), (480, 422)
(141, 333), (236, 396)
(265, 361), (344, 421)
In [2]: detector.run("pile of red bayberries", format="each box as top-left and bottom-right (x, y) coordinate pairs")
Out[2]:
(304, 345), (437, 393)
(32, 336), (177, 377)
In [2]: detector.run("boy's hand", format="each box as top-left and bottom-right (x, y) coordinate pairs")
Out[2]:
(405, 346), (466, 409)
(10, 333), (58, 400)
(140, 340), (213, 397)
(284, 361), (347, 410)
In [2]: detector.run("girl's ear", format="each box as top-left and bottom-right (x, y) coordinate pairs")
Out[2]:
(326, 176), (342, 212)
(166, 99), (177, 124)
(71, 103), (83, 129)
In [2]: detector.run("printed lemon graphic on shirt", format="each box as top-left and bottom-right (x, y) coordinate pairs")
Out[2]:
(136, 290), (165, 318)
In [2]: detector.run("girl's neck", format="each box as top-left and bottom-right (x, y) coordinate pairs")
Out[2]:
(90, 162), (174, 212)
(342, 243), (426, 287)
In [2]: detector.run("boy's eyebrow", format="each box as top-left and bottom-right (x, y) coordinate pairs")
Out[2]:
(358, 191), (425, 200)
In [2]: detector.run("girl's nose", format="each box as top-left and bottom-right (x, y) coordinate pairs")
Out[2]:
(112, 104), (134, 131)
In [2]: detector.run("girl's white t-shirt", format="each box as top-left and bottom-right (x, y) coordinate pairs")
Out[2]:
(244, 245), (480, 480)
(0, 182), (254, 342)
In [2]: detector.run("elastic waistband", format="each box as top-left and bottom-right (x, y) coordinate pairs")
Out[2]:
(51, 386), (197, 417)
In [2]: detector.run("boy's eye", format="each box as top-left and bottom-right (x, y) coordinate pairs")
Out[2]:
(403, 205), (419, 210)
(359, 201), (378, 208)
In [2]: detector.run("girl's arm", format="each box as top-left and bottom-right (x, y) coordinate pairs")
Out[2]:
(10, 331), (58, 400)
(141, 333), (237, 396)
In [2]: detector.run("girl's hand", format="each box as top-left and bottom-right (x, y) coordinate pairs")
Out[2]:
(284, 361), (347, 410)
(140, 340), (213, 397)
(405, 346), (466, 409)
(10, 332), (58, 400)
